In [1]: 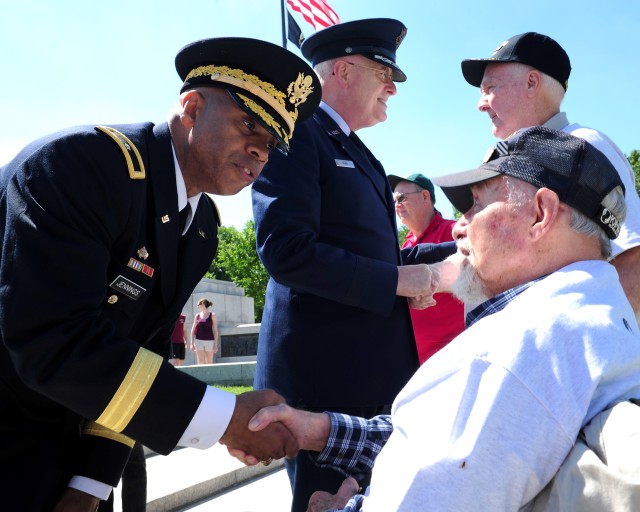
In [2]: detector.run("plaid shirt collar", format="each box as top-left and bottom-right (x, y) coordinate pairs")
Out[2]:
(465, 275), (548, 328)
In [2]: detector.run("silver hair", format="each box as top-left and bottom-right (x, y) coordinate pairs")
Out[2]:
(314, 59), (338, 81)
(510, 63), (565, 109)
(567, 186), (626, 259)
(539, 71), (566, 109)
(503, 177), (626, 259)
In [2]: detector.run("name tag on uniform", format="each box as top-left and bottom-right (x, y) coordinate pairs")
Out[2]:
(110, 275), (146, 301)
(335, 159), (355, 168)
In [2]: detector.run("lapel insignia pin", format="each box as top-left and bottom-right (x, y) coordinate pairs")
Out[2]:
(137, 247), (149, 260)
(161, 215), (170, 223)
(199, 229), (206, 238)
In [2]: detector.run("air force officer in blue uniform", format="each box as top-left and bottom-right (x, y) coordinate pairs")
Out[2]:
(252, 19), (456, 511)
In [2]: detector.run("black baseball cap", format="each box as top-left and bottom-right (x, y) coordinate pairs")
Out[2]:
(301, 18), (408, 82)
(432, 127), (624, 239)
(175, 37), (322, 154)
(461, 32), (571, 91)
(388, 173), (436, 203)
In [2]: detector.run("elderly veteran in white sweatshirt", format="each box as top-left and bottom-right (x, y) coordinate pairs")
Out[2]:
(233, 126), (640, 512)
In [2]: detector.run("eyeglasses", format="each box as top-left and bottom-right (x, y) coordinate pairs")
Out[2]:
(345, 61), (394, 84)
(393, 191), (422, 204)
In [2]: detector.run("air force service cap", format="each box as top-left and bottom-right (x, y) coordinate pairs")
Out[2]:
(301, 18), (408, 82)
(175, 37), (322, 154)
(432, 127), (624, 239)
(461, 32), (571, 91)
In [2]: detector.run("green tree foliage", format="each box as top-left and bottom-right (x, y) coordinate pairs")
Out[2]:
(628, 150), (640, 195)
(207, 220), (270, 322)
(397, 224), (409, 248)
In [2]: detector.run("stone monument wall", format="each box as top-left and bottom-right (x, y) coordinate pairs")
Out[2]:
(178, 278), (259, 366)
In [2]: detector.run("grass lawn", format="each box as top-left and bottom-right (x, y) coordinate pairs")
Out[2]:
(214, 385), (253, 395)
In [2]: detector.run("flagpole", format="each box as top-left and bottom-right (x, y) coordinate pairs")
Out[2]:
(280, 0), (287, 48)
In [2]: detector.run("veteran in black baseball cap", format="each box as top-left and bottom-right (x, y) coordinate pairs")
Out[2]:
(461, 32), (571, 91)
(301, 18), (408, 82)
(176, 37), (321, 154)
(433, 126), (625, 239)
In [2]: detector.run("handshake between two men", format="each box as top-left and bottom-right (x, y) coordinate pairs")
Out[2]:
(224, 401), (357, 512)
(218, 254), (462, 511)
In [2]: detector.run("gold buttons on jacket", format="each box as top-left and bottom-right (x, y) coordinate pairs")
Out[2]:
(107, 295), (118, 304)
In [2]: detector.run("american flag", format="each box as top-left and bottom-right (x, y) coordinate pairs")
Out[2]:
(286, 0), (340, 30)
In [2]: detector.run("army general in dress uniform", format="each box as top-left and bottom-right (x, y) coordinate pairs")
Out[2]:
(0, 37), (320, 511)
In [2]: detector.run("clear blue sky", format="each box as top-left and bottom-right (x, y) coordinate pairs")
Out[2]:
(2, 0), (639, 226)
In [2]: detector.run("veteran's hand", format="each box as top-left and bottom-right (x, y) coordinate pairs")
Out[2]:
(219, 390), (298, 463)
(52, 488), (100, 512)
(431, 251), (463, 294)
(396, 264), (439, 298)
(307, 477), (360, 512)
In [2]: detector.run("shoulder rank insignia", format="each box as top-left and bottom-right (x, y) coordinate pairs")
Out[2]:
(96, 125), (146, 180)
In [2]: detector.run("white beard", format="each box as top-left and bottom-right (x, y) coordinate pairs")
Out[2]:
(452, 241), (489, 306)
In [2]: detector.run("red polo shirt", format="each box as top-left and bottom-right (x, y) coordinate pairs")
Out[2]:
(402, 211), (465, 364)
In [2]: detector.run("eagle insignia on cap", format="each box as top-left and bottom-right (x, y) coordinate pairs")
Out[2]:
(287, 73), (315, 108)
(175, 37), (322, 154)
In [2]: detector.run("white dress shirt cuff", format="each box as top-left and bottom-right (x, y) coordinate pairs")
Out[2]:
(67, 476), (112, 501)
(178, 386), (236, 449)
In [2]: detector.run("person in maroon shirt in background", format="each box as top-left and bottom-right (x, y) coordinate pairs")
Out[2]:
(170, 313), (187, 366)
(389, 173), (465, 364)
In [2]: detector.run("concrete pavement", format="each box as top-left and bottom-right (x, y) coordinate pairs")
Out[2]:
(173, 466), (291, 511)
(112, 443), (291, 511)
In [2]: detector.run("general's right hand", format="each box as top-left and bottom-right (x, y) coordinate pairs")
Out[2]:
(219, 390), (298, 463)
(228, 404), (331, 466)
